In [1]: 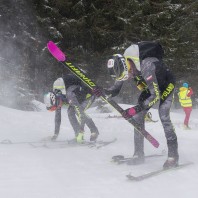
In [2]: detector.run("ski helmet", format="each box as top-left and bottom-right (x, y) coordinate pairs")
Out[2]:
(44, 92), (62, 111)
(107, 54), (129, 81)
(53, 77), (66, 95)
(124, 44), (140, 71)
(183, 82), (189, 88)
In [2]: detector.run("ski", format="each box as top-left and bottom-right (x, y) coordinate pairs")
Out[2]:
(106, 114), (158, 122)
(0, 138), (67, 145)
(29, 138), (117, 149)
(94, 138), (117, 149)
(126, 162), (193, 181)
(65, 138), (117, 149)
(47, 41), (159, 148)
(106, 115), (123, 119)
(112, 154), (164, 165)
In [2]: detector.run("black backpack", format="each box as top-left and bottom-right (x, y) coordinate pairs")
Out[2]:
(138, 41), (164, 61)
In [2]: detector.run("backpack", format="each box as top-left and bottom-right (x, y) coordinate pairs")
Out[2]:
(138, 41), (164, 61)
(53, 77), (66, 95)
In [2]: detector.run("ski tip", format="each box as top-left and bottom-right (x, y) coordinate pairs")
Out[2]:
(149, 138), (159, 148)
(47, 41), (66, 62)
(149, 137), (160, 148)
(154, 141), (160, 148)
(126, 174), (138, 181)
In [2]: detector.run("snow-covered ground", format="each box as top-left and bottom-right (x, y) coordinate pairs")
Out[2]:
(0, 103), (198, 198)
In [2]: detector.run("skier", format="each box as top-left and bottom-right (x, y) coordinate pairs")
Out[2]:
(93, 41), (179, 169)
(44, 73), (99, 143)
(178, 82), (193, 129)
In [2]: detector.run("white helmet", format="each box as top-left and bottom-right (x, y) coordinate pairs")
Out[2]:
(124, 44), (140, 71)
(44, 92), (62, 111)
(107, 54), (129, 81)
(53, 77), (66, 95)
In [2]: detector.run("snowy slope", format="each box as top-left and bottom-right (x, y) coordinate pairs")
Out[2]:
(0, 104), (198, 198)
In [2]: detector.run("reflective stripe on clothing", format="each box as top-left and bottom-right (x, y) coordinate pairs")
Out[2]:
(178, 87), (192, 107)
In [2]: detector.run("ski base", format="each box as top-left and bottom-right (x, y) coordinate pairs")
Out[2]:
(126, 162), (193, 181)
(112, 154), (164, 165)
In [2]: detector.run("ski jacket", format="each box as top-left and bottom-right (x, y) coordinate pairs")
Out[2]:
(54, 74), (95, 135)
(61, 74), (92, 104)
(178, 87), (193, 107)
(106, 41), (175, 111)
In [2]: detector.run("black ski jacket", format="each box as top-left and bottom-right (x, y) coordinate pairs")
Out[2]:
(106, 41), (175, 110)
(54, 74), (94, 135)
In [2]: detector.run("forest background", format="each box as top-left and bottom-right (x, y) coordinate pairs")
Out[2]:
(0, 0), (197, 110)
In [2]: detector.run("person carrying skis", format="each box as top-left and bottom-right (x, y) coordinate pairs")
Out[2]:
(93, 41), (179, 169)
(44, 73), (99, 143)
(178, 82), (193, 129)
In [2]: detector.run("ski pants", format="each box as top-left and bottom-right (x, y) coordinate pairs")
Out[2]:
(67, 99), (99, 136)
(183, 107), (192, 126)
(133, 91), (178, 158)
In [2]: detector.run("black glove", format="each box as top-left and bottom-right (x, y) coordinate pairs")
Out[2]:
(54, 89), (62, 95)
(92, 86), (103, 97)
(103, 89), (112, 98)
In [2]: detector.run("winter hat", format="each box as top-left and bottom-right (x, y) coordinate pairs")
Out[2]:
(182, 82), (189, 88)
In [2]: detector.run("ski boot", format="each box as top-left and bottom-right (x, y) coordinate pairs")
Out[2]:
(51, 134), (58, 141)
(76, 132), (84, 143)
(163, 139), (179, 169)
(163, 157), (179, 169)
(90, 132), (99, 142)
(183, 124), (191, 130)
(127, 153), (145, 165)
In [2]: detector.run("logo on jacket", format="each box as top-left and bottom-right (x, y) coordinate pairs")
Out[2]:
(146, 75), (153, 81)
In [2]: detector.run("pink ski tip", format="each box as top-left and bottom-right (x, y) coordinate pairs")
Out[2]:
(47, 41), (66, 62)
(153, 140), (159, 148)
(151, 138), (159, 148)
(146, 134), (159, 148)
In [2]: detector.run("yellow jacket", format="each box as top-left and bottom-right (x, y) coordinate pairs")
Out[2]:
(178, 87), (192, 107)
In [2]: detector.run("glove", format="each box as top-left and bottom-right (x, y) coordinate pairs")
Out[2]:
(92, 87), (103, 97)
(122, 108), (136, 120)
(134, 76), (147, 91)
(54, 89), (62, 94)
(122, 105), (142, 120)
(103, 89), (112, 99)
(51, 134), (58, 141)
